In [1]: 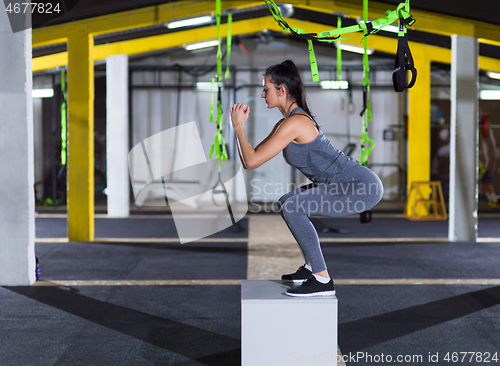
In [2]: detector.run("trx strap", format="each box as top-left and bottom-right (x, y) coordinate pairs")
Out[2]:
(225, 13), (232, 79)
(392, 10), (417, 92)
(336, 17), (342, 82)
(264, 0), (415, 82)
(359, 0), (374, 168)
(60, 69), (67, 166)
(209, 78), (228, 168)
(360, 0), (374, 224)
(209, 0), (235, 225)
(216, 0), (222, 79)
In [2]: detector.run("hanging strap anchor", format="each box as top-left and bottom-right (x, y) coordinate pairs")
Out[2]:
(392, 17), (417, 92)
(211, 172), (236, 225)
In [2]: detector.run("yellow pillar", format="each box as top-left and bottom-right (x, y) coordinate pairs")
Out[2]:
(67, 32), (95, 241)
(406, 47), (431, 215)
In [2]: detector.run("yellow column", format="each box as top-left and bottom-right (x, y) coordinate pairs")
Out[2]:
(67, 32), (95, 241)
(406, 47), (431, 216)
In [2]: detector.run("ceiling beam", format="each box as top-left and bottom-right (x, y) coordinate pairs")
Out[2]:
(32, 1), (263, 47)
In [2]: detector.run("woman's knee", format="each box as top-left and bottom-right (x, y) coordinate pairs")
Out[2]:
(280, 196), (308, 222)
(280, 196), (294, 217)
(278, 193), (291, 206)
(362, 178), (384, 210)
(371, 176), (384, 205)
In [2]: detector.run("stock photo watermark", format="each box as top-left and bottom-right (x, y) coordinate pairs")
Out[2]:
(290, 351), (500, 364)
(248, 180), (381, 214)
(3, 0), (79, 32)
(128, 121), (247, 244)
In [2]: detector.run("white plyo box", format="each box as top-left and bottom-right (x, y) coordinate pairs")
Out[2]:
(241, 280), (338, 366)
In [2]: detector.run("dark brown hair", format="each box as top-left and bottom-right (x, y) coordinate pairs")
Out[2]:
(264, 60), (316, 124)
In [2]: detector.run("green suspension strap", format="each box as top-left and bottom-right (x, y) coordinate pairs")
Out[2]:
(209, 0), (235, 224)
(336, 17), (342, 82)
(264, 0), (415, 82)
(307, 39), (319, 82)
(209, 0), (228, 172)
(216, 0), (222, 79)
(225, 13), (232, 80)
(359, 0), (375, 224)
(60, 69), (67, 166)
(359, 0), (374, 167)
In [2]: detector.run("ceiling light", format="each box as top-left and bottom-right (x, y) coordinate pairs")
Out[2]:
(278, 4), (294, 18)
(167, 16), (212, 29)
(196, 82), (212, 91)
(486, 71), (500, 80)
(32, 88), (54, 98)
(480, 90), (500, 100)
(320, 80), (349, 90)
(183, 40), (219, 51)
(337, 43), (374, 55)
(196, 82), (224, 91)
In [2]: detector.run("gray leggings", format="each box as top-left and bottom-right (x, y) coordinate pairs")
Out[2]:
(278, 162), (383, 273)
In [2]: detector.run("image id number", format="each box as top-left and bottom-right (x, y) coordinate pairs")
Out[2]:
(6, 2), (61, 14)
(444, 352), (499, 363)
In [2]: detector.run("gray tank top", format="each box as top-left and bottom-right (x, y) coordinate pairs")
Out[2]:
(283, 107), (354, 184)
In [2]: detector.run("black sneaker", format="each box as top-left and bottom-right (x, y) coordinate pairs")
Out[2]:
(285, 276), (335, 297)
(281, 265), (312, 283)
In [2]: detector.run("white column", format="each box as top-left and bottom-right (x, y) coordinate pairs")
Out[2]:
(106, 54), (130, 217)
(0, 9), (35, 285)
(449, 35), (479, 242)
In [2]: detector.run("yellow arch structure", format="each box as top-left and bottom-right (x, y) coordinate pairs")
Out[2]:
(32, 1), (500, 241)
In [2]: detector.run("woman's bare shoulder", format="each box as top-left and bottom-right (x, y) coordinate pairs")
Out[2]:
(274, 118), (285, 126)
(283, 114), (318, 143)
(284, 113), (316, 129)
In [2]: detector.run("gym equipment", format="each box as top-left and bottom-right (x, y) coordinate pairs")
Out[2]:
(264, 0), (416, 84)
(359, 0), (374, 224)
(241, 280), (338, 366)
(60, 69), (67, 166)
(209, 0), (236, 225)
(406, 181), (447, 221)
(392, 9), (417, 92)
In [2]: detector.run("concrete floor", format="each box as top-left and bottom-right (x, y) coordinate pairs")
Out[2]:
(2, 203), (500, 365)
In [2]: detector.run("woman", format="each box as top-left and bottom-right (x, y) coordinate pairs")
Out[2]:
(230, 60), (383, 297)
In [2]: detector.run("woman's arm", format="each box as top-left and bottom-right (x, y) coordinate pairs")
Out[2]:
(234, 135), (247, 170)
(255, 119), (284, 151)
(234, 117), (283, 170)
(230, 103), (298, 170)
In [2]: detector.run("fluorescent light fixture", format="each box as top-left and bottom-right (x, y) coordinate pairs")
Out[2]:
(337, 43), (374, 55)
(486, 71), (500, 80)
(480, 90), (500, 100)
(167, 16), (212, 29)
(196, 82), (224, 91)
(32, 88), (54, 98)
(278, 4), (294, 18)
(196, 82), (213, 91)
(320, 80), (349, 90)
(184, 39), (219, 51)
